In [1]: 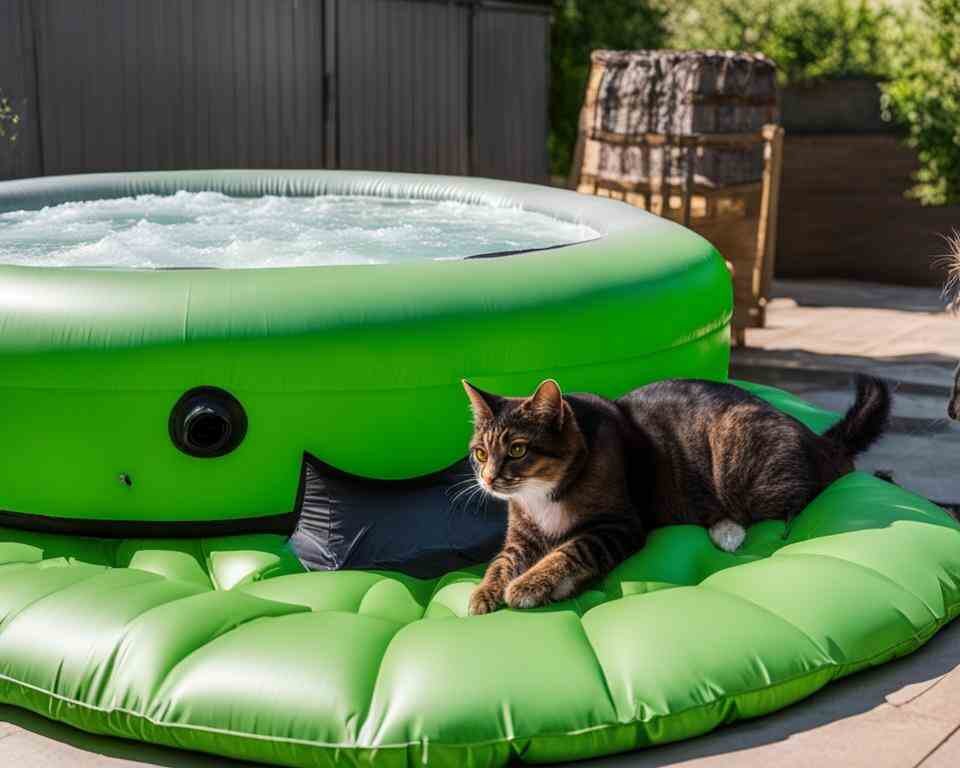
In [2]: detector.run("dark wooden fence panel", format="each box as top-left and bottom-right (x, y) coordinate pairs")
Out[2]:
(335, 0), (470, 175)
(473, 4), (550, 182)
(0, 0), (549, 182)
(28, 0), (326, 176)
(0, 0), (42, 179)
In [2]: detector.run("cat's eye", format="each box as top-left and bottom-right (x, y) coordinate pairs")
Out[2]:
(473, 447), (488, 463)
(508, 442), (527, 459)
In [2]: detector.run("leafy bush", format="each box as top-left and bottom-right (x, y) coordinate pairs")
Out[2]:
(666, 0), (901, 85)
(881, 0), (960, 205)
(0, 92), (19, 145)
(549, 0), (667, 177)
(547, 0), (905, 177)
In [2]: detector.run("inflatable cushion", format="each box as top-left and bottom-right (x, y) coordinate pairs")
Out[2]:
(0, 384), (957, 767)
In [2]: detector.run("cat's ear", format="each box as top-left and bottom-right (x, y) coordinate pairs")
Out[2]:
(462, 380), (501, 422)
(527, 379), (564, 425)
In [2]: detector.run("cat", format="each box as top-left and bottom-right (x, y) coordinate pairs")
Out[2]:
(463, 375), (891, 614)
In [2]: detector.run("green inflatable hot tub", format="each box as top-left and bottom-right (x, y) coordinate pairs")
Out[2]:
(0, 170), (729, 525)
(0, 171), (957, 767)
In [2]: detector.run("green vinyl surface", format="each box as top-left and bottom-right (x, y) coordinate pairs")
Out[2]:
(0, 171), (731, 524)
(0, 384), (956, 766)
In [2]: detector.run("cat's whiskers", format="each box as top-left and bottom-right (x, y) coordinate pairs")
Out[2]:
(449, 480), (483, 509)
(445, 477), (479, 498)
(475, 489), (491, 518)
(466, 489), (490, 516)
(450, 472), (504, 517)
(446, 472), (482, 495)
(449, 485), (476, 506)
(464, 486), (486, 515)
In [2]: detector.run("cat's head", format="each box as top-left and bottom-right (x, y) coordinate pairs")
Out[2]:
(462, 379), (585, 500)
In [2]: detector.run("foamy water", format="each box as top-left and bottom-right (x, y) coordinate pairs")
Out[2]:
(0, 191), (598, 268)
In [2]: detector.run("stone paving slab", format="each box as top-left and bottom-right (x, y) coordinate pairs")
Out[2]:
(731, 279), (960, 505)
(895, 659), (960, 725)
(920, 728), (960, 768)
(0, 705), (255, 766)
(747, 280), (960, 362)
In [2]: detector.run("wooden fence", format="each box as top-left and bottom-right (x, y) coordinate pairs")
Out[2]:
(0, 0), (551, 183)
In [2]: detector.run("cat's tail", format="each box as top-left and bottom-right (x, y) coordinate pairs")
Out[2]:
(823, 375), (892, 458)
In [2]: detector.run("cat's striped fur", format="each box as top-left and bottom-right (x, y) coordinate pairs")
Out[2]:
(464, 376), (891, 614)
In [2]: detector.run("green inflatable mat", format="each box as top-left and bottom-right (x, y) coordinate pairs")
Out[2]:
(0, 172), (956, 764)
(0, 383), (956, 767)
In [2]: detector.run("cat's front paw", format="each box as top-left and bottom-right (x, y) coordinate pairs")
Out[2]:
(505, 573), (553, 609)
(468, 583), (504, 615)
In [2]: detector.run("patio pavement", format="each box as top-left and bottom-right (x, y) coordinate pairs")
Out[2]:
(731, 279), (960, 506)
(1, 278), (959, 767)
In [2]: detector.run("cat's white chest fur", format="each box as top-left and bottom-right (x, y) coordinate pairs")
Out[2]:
(514, 481), (570, 539)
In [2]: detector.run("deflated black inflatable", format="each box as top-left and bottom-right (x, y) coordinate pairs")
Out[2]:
(290, 455), (506, 578)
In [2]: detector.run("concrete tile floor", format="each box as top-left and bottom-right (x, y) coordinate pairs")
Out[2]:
(2, 279), (959, 767)
(731, 279), (960, 505)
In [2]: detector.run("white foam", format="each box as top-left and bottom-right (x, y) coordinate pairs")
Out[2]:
(0, 191), (599, 269)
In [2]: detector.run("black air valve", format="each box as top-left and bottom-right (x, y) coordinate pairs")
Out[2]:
(169, 386), (247, 458)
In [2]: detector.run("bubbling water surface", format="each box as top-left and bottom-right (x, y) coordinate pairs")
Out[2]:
(0, 191), (599, 268)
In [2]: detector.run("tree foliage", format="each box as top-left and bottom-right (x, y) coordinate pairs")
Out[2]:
(549, 0), (667, 176)
(547, 0), (906, 177)
(882, 0), (960, 205)
(666, 0), (901, 85)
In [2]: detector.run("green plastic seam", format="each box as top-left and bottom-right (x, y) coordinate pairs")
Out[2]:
(0, 566), (110, 632)
(773, 551), (947, 622)
(690, 583), (835, 669)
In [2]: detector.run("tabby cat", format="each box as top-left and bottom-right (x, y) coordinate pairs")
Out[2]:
(463, 376), (890, 614)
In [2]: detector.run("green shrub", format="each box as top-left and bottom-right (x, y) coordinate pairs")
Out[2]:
(547, 0), (906, 177)
(881, 0), (960, 205)
(666, 0), (901, 85)
(549, 0), (667, 177)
